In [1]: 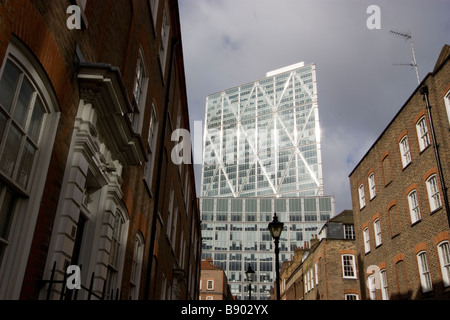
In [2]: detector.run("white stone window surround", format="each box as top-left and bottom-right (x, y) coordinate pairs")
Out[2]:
(42, 63), (143, 299)
(0, 40), (60, 300)
(42, 99), (130, 299)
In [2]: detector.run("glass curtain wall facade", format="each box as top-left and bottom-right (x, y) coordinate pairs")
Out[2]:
(201, 62), (323, 198)
(200, 196), (334, 300)
(200, 63), (334, 300)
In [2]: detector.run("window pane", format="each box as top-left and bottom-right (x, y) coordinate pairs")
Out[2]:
(0, 61), (20, 112)
(408, 191), (421, 223)
(342, 255), (355, 278)
(17, 140), (36, 189)
(418, 252), (433, 292)
(13, 78), (34, 129)
(438, 242), (450, 287)
(0, 186), (15, 240)
(27, 97), (45, 143)
(260, 199), (272, 212)
(0, 112), (6, 142)
(0, 124), (22, 177)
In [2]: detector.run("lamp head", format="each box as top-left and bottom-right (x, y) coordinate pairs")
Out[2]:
(245, 264), (255, 282)
(268, 212), (284, 240)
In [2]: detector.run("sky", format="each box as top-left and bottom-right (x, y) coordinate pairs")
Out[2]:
(178, 0), (450, 214)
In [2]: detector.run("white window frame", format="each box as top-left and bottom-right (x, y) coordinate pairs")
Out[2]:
(207, 280), (214, 291)
(373, 218), (382, 247)
(380, 269), (389, 300)
(344, 293), (359, 300)
(130, 232), (144, 299)
(358, 184), (366, 209)
(399, 135), (411, 168)
(444, 90), (450, 125)
(314, 262), (319, 285)
(344, 224), (355, 240)
(426, 174), (442, 212)
(416, 251), (433, 293)
(437, 241), (450, 287)
(144, 103), (158, 192)
(341, 254), (357, 279)
(368, 173), (376, 200)
(149, 0), (160, 29)
(363, 227), (370, 254)
(416, 116), (430, 152)
(0, 42), (60, 299)
(105, 207), (129, 299)
(159, 1), (171, 75)
(368, 274), (376, 300)
(131, 48), (149, 134)
(408, 190), (421, 224)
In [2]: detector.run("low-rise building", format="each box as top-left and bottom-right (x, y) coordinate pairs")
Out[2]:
(279, 210), (361, 300)
(199, 258), (234, 300)
(349, 44), (450, 300)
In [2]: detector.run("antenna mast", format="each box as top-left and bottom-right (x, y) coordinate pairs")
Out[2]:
(390, 30), (420, 85)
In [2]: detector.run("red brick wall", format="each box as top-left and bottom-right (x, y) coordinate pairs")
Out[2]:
(349, 50), (450, 299)
(0, 0), (200, 300)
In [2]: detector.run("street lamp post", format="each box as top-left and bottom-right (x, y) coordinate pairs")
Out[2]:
(268, 212), (284, 301)
(245, 264), (255, 300)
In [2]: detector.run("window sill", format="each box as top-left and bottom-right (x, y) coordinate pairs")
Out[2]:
(430, 206), (443, 216)
(419, 144), (431, 155)
(391, 233), (400, 240)
(411, 219), (422, 227)
(402, 161), (412, 171)
(420, 290), (435, 299)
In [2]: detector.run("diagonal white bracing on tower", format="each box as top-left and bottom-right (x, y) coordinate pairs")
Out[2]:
(202, 64), (321, 197)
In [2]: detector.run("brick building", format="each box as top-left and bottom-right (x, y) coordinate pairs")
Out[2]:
(199, 258), (234, 300)
(349, 44), (450, 300)
(0, 0), (201, 300)
(278, 210), (361, 300)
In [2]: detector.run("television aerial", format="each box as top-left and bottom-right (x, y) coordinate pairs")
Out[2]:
(390, 29), (420, 85)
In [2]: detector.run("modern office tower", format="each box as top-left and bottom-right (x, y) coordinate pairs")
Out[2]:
(200, 62), (335, 300)
(201, 62), (323, 198)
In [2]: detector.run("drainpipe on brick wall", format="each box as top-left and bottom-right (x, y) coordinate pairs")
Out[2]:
(420, 86), (450, 228)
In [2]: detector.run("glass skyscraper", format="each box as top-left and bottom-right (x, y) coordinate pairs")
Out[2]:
(200, 62), (335, 300)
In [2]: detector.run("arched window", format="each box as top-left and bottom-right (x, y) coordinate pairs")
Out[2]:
(105, 207), (129, 299)
(425, 174), (442, 212)
(130, 232), (144, 299)
(437, 241), (450, 287)
(0, 41), (59, 297)
(416, 116), (430, 152)
(399, 135), (411, 168)
(444, 90), (450, 124)
(407, 190), (421, 224)
(416, 251), (433, 293)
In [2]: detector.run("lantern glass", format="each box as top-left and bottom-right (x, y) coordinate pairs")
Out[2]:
(268, 213), (284, 239)
(245, 264), (255, 282)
